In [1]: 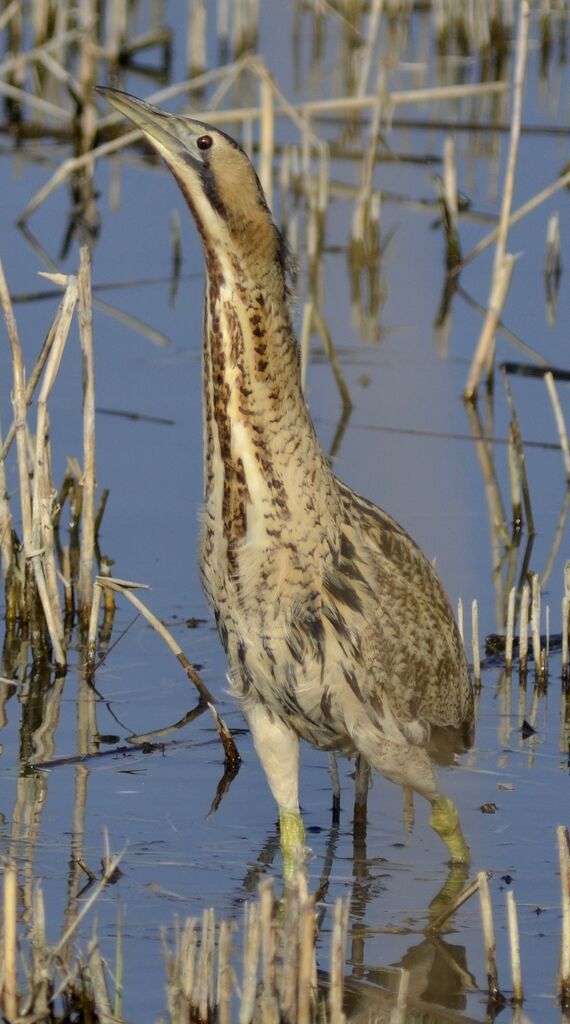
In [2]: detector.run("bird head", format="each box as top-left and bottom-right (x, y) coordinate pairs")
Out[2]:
(97, 88), (288, 286)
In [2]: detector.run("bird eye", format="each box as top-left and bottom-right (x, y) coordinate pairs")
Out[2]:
(197, 135), (213, 151)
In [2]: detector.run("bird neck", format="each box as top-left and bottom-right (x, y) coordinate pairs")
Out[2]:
(200, 243), (339, 573)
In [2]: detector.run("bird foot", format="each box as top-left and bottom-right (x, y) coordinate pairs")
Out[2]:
(279, 808), (306, 881)
(429, 795), (470, 864)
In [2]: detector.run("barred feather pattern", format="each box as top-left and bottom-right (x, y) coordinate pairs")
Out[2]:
(198, 237), (473, 798)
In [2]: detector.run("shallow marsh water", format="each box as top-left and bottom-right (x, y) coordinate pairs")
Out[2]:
(1, 4), (570, 1022)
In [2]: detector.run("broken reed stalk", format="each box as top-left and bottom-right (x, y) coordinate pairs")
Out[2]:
(78, 246), (96, 617)
(478, 870), (503, 1003)
(95, 576), (239, 766)
(298, 886), (317, 1024)
(217, 919), (233, 1024)
(329, 898), (348, 1024)
(457, 597), (464, 644)
(30, 275), (81, 668)
(505, 586), (516, 674)
(471, 599), (481, 686)
(161, 876), (348, 1024)
(559, 826), (570, 1008)
(506, 890), (523, 1004)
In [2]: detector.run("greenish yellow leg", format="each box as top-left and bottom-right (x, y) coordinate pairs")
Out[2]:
(429, 795), (470, 864)
(279, 808), (306, 880)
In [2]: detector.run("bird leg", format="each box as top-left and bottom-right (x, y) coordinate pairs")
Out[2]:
(429, 794), (470, 864)
(246, 704), (305, 879)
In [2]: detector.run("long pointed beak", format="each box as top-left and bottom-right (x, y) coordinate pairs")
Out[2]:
(96, 87), (207, 167)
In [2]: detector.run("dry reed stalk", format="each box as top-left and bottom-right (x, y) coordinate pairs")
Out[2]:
(329, 898), (348, 1024)
(505, 586), (516, 674)
(0, 25), (81, 80)
(0, 80), (72, 120)
(78, 247), (96, 617)
(478, 871), (503, 1002)
(0, 420), (16, 595)
(356, 0), (383, 96)
(471, 599), (481, 686)
(508, 422), (522, 529)
(297, 889), (316, 1024)
(519, 582), (529, 674)
(0, 260), (33, 563)
(29, 884), (49, 1019)
(558, 826), (570, 1007)
(281, 882), (300, 1020)
(259, 877), (277, 1022)
(563, 595), (569, 682)
(461, 163), (570, 273)
(259, 74), (275, 209)
(300, 300), (313, 395)
(464, 253), (516, 400)
(196, 907), (216, 1020)
(531, 574), (542, 675)
(0, 288), (70, 464)
(30, 275), (79, 666)
(86, 580), (103, 662)
(96, 577), (213, 701)
(87, 936), (113, 1022)
(187, 0), (207, 79)
(217, 919), (233, 1024)
(457, 597), (464, 644)
(62, 545), (74, 618)
(96, 578), (240, 761)
(240, 901), (261, 1024)
(298, 80), (507, 116)
(492, 0), (529, 276)
(0, 0), (20, 34)
(105, 0), (127, 63)
(506, 889), (523, 1003)
(443, 135), (458, 228)
(176, 917), (198, 1005)
(544, 370), (570, 479)
(2, 860), (18, 1021)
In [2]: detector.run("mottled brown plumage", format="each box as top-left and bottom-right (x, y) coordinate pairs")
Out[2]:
(100, 88), (474, 867)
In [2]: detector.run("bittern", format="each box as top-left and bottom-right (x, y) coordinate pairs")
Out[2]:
(99, 88), (474, 872)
